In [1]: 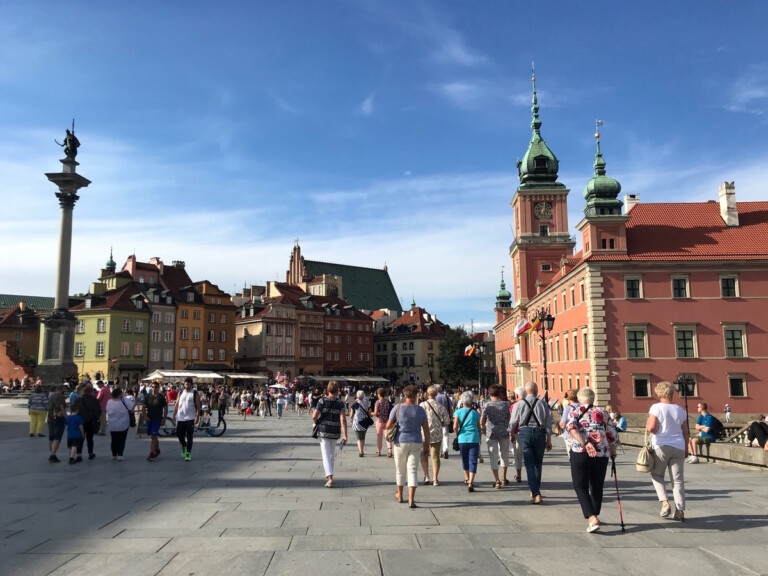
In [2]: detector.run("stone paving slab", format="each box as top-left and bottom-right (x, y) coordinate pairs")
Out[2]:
(1, 402), (767, 576)
(266, 550), (381, 576)
(157, 552), (274, 576)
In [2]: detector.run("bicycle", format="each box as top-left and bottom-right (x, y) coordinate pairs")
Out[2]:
(160, 409), (227, 437)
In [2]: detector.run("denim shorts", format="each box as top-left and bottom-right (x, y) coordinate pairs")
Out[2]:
(48, 418), (65, 442)
(146, 420), (162, 436)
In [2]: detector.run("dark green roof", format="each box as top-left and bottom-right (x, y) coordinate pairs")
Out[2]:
(303, 261), (402, 314)
(0, 294), (55, 311)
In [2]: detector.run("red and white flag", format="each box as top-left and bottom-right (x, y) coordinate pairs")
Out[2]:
(514, 317), (532, 337)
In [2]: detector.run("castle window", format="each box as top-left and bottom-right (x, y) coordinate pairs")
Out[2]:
(539, 225), (549, 237)
(534, 156), (548, 169)
(541, 264), (551, 272)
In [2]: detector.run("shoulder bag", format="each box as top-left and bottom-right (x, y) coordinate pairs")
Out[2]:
(452, 409), (471, 451)
(312, 398), (326, 438)
(122, 398), (136, 428)
(635, 429), (654, 473)
(385, 404), (401, 443)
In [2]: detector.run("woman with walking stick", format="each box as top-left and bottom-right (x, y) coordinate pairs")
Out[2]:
(566, 387), (618, 533)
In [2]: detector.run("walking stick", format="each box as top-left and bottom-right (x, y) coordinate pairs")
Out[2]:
(610, 458), (626, 532)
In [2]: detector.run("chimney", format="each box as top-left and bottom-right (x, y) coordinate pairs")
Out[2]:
(624, 193), (640, 213)
(718, 181), (739, 227)
(172, 260), (186, 269)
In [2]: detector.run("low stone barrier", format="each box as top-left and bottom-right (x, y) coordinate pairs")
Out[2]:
(621, 429), (768, 470)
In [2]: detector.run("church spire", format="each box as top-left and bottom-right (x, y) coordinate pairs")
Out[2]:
(517, 66), (563, 189)
(495, 268), (512, 308)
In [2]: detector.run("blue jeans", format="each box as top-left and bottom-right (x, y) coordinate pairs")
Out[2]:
(518, 427), (547, 496)
(459, 442), (480, 474)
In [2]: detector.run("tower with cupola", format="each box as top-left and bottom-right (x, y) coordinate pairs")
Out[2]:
(509, 71), (575, 308)
(575, 125), (629, 256)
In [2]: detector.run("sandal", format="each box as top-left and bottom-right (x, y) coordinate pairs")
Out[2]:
(468, 484), (475, 492)
(433, 480), (439, 486)
(501, 479), (509, 486)
(387, 450), (393, 458)
(423, 477), (431, 485)
(464, 479), (469, 485)
(395, 492), (403, 503)
(376, 450), (381, 456)
(515, 474), (522, 483)
(493, 481), (501, 489)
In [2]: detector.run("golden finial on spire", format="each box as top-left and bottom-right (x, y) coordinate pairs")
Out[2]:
(531, 61), (535, 82)
(595, 119), (603, 139)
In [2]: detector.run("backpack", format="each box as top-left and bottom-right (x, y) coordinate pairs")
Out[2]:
(710, 415), (725, 440)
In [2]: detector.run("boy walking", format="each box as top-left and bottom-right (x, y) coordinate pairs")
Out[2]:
(66, 408), (85, 465)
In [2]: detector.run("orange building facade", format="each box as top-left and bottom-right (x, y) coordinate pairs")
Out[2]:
(495, 76), (768, 414)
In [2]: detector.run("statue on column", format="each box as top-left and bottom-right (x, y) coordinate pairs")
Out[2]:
(55, 121), (80, 160)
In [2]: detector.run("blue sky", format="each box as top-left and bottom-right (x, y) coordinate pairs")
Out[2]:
(2, 1), (767, 331)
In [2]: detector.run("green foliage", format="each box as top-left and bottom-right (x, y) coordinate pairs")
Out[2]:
(437, 326), (478, 385)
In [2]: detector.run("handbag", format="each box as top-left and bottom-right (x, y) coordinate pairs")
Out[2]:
(385, 405), (401, 443)
(122, 399), (136, 428)
(452, 409), (471, 451)
(635, 430), (654, 473)
(360, 415), (374, 429)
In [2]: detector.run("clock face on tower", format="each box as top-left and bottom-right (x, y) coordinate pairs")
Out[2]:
(534, 202), (552, 219)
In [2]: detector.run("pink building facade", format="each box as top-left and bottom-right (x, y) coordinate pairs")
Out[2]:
(495, 75), (768, 415)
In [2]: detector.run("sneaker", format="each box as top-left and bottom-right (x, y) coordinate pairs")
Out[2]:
(184, 452), (191, 462)
(660, 504), (672, 518)
(116, 456), (125, 461)
(69, 458), (76, 465)
(686, 455), (699, 464)
(147, 453), (156, 462)
(76, 456), (82, 463)
(181, 447), (188, 459)
(49, 455), (60, 463)
(673, 509), (684, 522)
(88, 453), (96, 460)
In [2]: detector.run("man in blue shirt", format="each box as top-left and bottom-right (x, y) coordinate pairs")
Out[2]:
(686, 402), (716, 464)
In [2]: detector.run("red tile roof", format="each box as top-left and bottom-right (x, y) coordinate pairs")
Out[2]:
(590, 202), (768, 262)
(387, 306), (446, 335)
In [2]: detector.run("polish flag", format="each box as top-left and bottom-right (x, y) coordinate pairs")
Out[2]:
(514, 317), (532, 337)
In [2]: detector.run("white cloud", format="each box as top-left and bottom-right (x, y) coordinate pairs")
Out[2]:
(429, 26), (487, 68)
(725, 65), (768, 116)
(360, 92), (376, 116)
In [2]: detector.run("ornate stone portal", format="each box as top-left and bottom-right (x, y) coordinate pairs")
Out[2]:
(36, 126), (91, 386)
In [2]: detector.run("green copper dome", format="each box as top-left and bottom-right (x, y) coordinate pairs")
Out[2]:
(517, 74), (562, 188)
(583, 133), (623, 216)
(496, 271), (512, 308)
(106, 247), (116, 272)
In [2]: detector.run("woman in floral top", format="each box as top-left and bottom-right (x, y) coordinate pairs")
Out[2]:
(372, 388), (393, 458)
(566, 387), (618, 533)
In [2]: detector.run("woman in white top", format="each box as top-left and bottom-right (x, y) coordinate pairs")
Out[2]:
(646, 381), (690, 521)
(106, 388), (134, 460)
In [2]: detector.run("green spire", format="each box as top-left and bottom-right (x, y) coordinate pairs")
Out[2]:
(495, 269), (512, 308)
(105, 247), (116, 272)
(410, 295), (416, 308)
(583, 123), (623, 217)
(517, 67), (564, 189)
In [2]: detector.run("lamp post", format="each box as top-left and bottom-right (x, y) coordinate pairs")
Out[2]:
(475, 341), (487, 393)
(534, 306), (556, 402)
(674, 373), (696, 436)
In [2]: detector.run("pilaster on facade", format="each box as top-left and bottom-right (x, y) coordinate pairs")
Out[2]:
(585, 265), (610, 404)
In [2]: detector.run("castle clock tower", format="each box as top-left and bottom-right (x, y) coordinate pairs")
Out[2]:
(510, 72), (575, 307)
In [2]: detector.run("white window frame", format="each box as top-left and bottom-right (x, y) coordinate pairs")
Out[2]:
(719, 274), (739, 298)
(96, 341), (104, 356)
(624, 275), (643, 299)
(624, 324), (648, 359)
(632, 374), (651, 398)
(671, 275), (689, 299)
(722, 323), (747, 358)
(75, 342), (84, 357)
(727, 373), (747, 398)
(673, 324), (698, 358)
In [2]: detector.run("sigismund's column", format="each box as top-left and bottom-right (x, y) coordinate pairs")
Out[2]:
(37, 126), (91, 387)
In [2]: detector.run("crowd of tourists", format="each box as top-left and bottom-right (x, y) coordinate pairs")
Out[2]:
(24, 374), (768, 533)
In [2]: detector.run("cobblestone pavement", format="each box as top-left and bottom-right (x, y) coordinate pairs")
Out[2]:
(1, 400), (766, 576)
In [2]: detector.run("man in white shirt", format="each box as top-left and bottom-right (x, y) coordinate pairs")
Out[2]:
(174, 378), (202, 461)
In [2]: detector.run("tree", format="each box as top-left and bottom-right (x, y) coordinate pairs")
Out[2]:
(437, 326), (478, 386)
